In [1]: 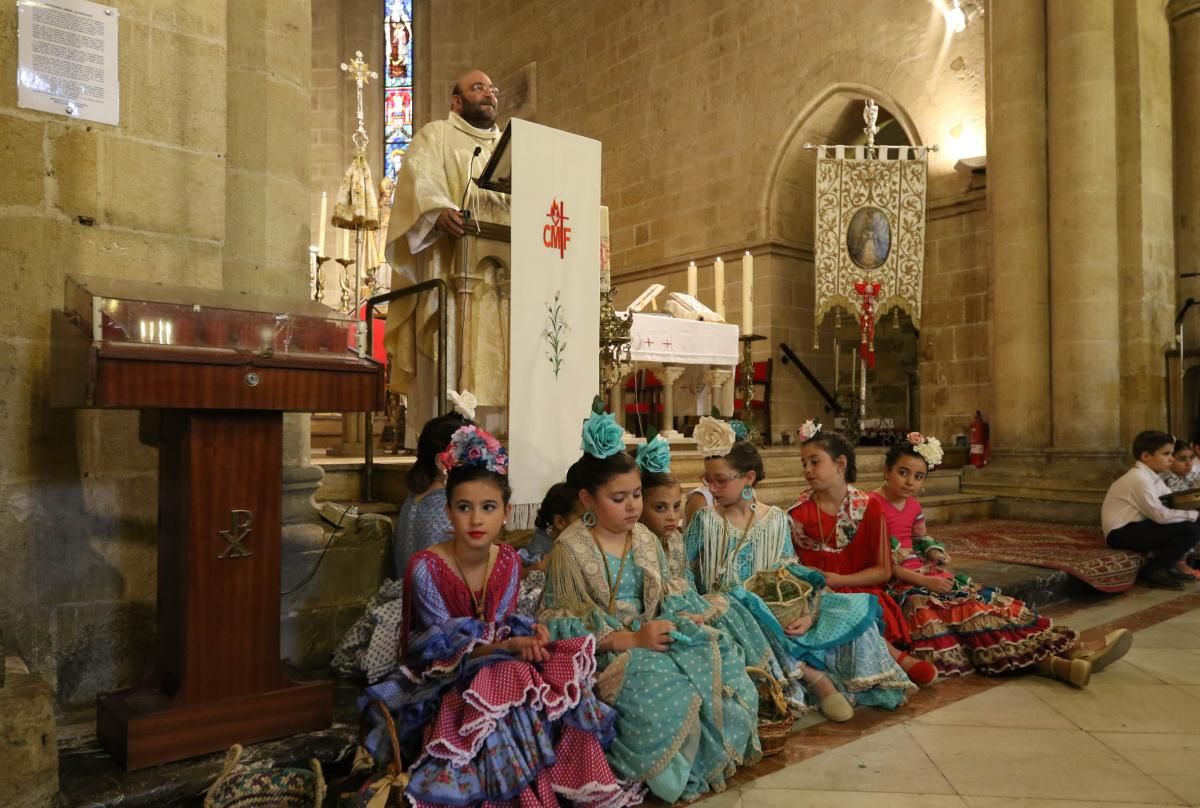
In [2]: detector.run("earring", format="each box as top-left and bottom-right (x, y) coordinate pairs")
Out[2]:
(741, 486), (754, 501)
(581, 510), (597, 528)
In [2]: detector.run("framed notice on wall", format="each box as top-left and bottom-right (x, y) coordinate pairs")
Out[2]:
(17, 0), (120, 125)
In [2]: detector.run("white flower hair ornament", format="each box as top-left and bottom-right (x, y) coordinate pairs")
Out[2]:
(448, 389), (478, 421)
(798, 419), (823, 442)
(906, 432), (944, 469)
(693, 416), (736, 458)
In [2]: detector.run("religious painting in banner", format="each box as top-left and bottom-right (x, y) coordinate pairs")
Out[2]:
(811, 100), (930, 371)
(383, 0), (413, 181)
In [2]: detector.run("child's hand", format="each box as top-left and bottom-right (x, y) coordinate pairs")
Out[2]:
(784, 615), (814, 636)
(635, 620), (676, 651)
(506, 636), (550, 663)
(923, 575), (954, 594)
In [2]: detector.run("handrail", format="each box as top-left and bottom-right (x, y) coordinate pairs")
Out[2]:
(362, 278), (449, 502)
(778, 341), (843, 415)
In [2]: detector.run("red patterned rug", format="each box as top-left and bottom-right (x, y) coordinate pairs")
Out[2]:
(935, 520), (1144, 593)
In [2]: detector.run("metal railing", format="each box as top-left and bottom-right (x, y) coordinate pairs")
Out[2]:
(778, 341), (843, 415)
(362, 279), (448, 502)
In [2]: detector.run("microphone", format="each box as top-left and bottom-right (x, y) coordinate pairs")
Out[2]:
(459, 146), (483, 217)
(1177, 297), (1197, 326)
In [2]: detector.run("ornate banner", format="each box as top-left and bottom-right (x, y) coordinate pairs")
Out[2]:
(813, 143), (929, 351)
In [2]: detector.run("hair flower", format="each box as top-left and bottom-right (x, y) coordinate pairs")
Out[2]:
(581, 396), (626, 459)
(912, 434), (944, 469)
(729, 419), (749, 440)
(437, 425), (508, 475)
(798, 419), (823, 442)
(693, 416), (735, 458)
(448, 389), (478, 421)
(636, 430), (672, 473)
(906, 431), (924, 445)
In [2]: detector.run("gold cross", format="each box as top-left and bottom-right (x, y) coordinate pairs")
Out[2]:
(341, 50), (378, 150)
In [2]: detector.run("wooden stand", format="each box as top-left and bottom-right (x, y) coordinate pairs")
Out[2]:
(53, 327), (383, 769)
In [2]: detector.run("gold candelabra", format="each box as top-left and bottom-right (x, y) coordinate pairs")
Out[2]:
(598, 286), (633, 395)
(738, 333), (766, 445)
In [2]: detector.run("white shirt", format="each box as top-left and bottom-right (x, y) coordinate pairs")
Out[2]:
(1101, 461), (1198, 535)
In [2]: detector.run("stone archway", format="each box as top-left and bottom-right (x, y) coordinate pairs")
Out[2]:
(759, 85), (925, 438)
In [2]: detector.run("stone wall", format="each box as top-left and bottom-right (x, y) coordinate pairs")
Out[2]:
(418, 0), (990, 443)
(0, 0), (315, 709)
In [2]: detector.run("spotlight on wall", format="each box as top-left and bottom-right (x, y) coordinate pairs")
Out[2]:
(944, 0), (966, 33)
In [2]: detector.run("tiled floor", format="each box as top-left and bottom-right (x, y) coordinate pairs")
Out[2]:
(696, 588), (1200, 807)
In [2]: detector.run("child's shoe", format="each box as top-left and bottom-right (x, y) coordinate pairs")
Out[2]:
(896, 651), (937, 687)
(1036, 655), (1090, 688)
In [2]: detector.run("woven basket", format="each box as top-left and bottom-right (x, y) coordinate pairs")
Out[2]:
(204, 744), (325, 808)
(354, 700), (409, 807)
(745, 567), (820, 626)
(746, 666), (794, 757)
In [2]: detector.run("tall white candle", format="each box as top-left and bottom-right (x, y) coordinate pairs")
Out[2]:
(714, 257), (725, 318)
(340, 228), (349, 261)
(599, 206), (611, 294)
(687, 261), (698, 299)
(742, 251), (754, 335)
(317, 192), (328, 256)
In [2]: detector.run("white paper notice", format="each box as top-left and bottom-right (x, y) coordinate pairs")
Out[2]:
(16, 0), (119, 125)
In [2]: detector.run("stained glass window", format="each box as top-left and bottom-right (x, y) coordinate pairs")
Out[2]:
(383, 0), (413, 181)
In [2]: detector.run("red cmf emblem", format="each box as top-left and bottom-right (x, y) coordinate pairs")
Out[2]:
(543, 199), (572, 258)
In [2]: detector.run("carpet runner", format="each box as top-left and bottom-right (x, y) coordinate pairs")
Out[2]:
(932, 519), (1144, 593)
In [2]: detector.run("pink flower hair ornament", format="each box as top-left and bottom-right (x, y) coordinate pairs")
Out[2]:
(436, 425), (509, 476)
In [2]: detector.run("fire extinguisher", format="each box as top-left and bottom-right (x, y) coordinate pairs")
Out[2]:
(969, 410), (990, 468)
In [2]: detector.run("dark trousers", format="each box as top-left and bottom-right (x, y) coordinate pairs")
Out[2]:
(1107, 519), (1200, 571)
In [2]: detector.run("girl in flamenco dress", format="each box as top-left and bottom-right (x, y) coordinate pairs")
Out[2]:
(362, 424), (641, 807)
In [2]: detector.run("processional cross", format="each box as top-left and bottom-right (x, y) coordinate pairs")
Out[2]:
(341, 50), (379, 153)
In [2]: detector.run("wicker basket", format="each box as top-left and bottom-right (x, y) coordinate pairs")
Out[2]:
(204, 744), (325, 808)
(745, 567), (820, 626)
(1161, 487), (1200, 510)
(354, 700), (410, 807)
(746, 666), (795, 757)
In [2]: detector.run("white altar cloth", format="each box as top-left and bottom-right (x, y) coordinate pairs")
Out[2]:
(628, 313), (739, 365)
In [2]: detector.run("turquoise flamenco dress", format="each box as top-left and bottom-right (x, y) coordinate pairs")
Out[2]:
(684, 506), (915, 710)
(541, 521), (761, 804)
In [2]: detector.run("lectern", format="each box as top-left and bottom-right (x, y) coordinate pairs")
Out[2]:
(51, 276), (384, 770)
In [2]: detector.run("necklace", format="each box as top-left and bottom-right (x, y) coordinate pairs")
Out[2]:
(590, 528), (633, 614)
(451, 543), (496, 619)
(713, 505), (758, 591)
(815, 492), (842, 547)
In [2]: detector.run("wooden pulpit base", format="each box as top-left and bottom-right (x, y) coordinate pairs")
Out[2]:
(97, 409), (335, 770)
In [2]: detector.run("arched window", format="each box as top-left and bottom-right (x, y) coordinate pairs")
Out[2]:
(383, 0), (413, 181)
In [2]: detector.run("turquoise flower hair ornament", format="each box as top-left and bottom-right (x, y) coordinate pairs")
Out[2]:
(437, 425), (509, 475)
(635, 429), (671, 473)
(693, 416), (735, 458)
(580, 395), (626, 458)
(707, 406), (748, 441)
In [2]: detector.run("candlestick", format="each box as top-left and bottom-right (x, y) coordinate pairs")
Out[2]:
(317, 191), (328, 256)
(742, 251), (754, 335)
(687, 261), (698, 299)
(714, 257), (725, 318)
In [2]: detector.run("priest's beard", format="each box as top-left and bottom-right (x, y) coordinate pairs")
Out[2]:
(459, 98), (497, 129)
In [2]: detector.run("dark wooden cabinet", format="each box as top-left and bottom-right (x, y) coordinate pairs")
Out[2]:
(52, 277), (384, 769)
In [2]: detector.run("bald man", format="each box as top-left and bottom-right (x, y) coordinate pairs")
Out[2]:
(384, 69), (510, 440)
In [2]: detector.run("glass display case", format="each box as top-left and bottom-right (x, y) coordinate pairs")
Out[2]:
(63, 275), (364, 357)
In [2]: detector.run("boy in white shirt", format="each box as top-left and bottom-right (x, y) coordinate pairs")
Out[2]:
(1102, 431), (1200, 590)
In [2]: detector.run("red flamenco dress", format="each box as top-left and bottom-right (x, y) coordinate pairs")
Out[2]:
(361, 543), (641, 808)
(871, 491), (1076, 676)
(788, 488), (912, 648)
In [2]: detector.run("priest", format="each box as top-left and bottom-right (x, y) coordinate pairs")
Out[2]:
(384, 68), (510, 441)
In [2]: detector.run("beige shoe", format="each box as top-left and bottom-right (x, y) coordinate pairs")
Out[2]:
(1070, 629), (1132, 674)
(819, 691), (855, 722)
(1037, 656), (1091, 688)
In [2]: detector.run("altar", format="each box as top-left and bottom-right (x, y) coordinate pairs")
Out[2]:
(610, 312), (739, 439)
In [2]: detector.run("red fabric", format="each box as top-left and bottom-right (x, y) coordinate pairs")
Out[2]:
(790, 496), (912, 647)
(402, 544), (521, 650)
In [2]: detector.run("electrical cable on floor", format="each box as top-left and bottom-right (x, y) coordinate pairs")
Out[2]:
(280, 503), (354, 596)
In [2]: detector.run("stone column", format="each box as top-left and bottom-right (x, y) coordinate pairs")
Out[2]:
(706, 368), (733, 416)
(1171, 0), (1200, 437)
(1046, 0), (1122, 450)
(659, 364), (686, 439)
(985, 0), (1051, 448)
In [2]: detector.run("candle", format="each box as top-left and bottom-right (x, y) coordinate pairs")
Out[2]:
(714, 257), (725, 318)
(687, 261), (698, 299)
(742, 250), (754, 335)
(317, 192), (328, 256)
(340, 228), (349, 261)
